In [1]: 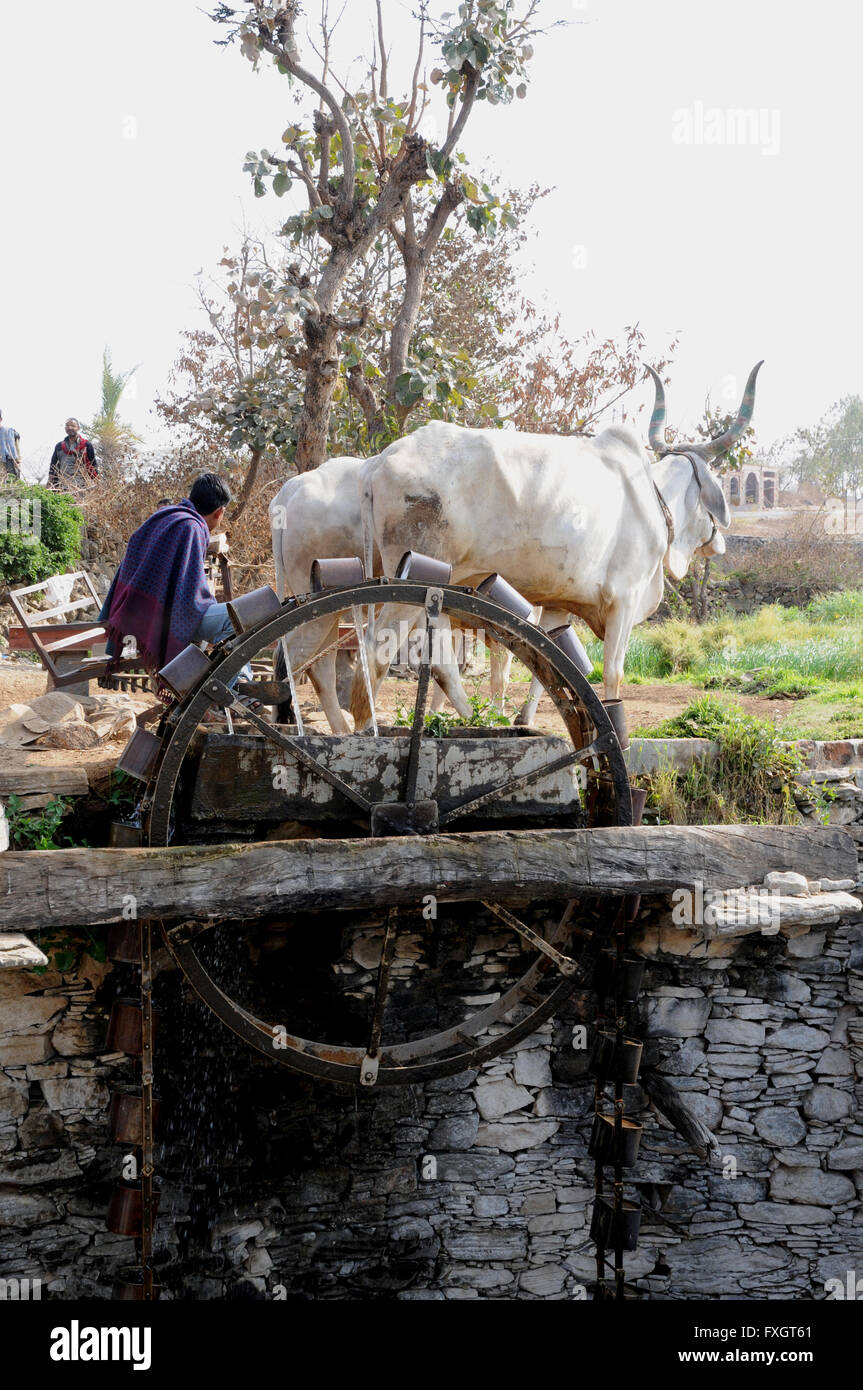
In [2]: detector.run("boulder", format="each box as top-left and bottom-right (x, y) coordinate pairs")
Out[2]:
(770, 1166), (855, 1206)
(738, 1202), (832, 1224)
(428, 1112), (479, 1151)
(827, 1144), (863, 1170)
(433, 1153), (514, 1183)
(705, 1020), (765, 1047)
(513, 1050), (553, 1088)
(643, 990), (711, 1038)
(765, 1024), (830, 1051)
(803, 1085), (852, 1122)
(474, 1078), (533, 1122)
(0, 995), (67, 1037)
(40, 1075), (109, 1117)
(816, 1047), (854, 1077)
(763, 871), (809, 896)
(475, 1120), (560, 1152)
(754, 1108), (806, 1147)
(519, 1265), (566, 1296)
(0, 1073), (28, 1123)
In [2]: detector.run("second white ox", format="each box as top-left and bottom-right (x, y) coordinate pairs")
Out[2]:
(270, 455), (520, 731)
(350, 364), (762, 730)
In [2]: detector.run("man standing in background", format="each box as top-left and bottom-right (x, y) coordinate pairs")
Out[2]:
(48, 417), (98, 489)
(0, 410), (21, 478)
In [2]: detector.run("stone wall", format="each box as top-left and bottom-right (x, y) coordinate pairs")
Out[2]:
(1, 872), (862, 1301)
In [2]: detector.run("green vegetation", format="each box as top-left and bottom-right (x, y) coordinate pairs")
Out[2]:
(575, 591), (863, 739)
(632, 696), (811, 826)
(0, 483), (83, 586)
(5, 795), (80, 851)
(395, 693), (510, 735)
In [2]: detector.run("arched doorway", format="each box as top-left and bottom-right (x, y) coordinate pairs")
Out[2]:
(745, 472), (759, 505)
(763, 476), (775, 508)
(729, 475), (740, 506)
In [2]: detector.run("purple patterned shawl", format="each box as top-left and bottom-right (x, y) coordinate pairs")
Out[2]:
(100, 500), (215, 672)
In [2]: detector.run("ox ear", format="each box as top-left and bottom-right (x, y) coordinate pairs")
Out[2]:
(691, 455), (731, 529)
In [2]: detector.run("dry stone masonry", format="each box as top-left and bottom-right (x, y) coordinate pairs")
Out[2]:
(0, 843), (861, 1300)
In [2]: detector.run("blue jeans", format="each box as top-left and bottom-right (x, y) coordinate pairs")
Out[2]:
(193, 603), (253, 686)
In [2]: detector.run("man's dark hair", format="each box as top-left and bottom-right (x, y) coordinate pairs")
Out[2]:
(189, 473), (231, 515)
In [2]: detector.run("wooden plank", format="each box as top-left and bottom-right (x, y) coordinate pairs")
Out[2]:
(0, 768), (89, 798)
(8, 623), (109, 651)
(187, 729), (584, 823)
(0, 825), (855, 931)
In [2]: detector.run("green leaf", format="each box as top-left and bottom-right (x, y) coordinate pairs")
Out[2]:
(272, 172), (292, 197)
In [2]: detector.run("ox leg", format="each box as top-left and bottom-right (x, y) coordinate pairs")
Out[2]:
(350, 603), (471, 731)
(601, 601), (636, 701)
(283, 614), (350, 735)
(514, 608), (566, 726)
(307, 646), (351, 735)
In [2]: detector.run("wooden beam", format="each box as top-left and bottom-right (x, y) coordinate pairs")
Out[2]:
(0, 825), (855, 931)
(0, 767), (89, 798)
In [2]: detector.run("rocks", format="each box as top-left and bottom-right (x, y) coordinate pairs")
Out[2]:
(827, 1145), (863, 1170)
(40, 1077), (109, 1118)
(428, 1113), (479, 1151)
(0, 1073), (28, 1122)
(0, 1033), (55, 1066)
(705, 1020), (765, 1047)
(738, 1202), (832, 1225)
(769, 1166), (856, 1206)
(51, 1017), (106, 1056)
(803, 1085), (852, 1122)
(816, 1047), (854, 1077)
(643, 989), (711, 1038)
(684, 1092), (723, 1130)
(754, 1108), (807, 1147)
(519, 1265), (566, 1295)
(0, 934), (48, 970)
(766, 1024), (830, 1051)
(475, 1120), (560, 1152)
(764, 872), (810, 896)
(443, 1229), (527, 1262)
(432, 1153), (515, 1183)
(513, 1050), (552, 1088)
(474, 1079), (532, 1122)
(0, 995), (67, 1036)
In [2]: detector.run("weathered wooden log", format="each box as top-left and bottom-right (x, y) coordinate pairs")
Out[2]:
(640, 1071), (722, 1161)
(0, 825), (855, 931)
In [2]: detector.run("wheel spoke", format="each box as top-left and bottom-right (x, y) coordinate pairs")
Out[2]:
(206, 679), (373, 815)
(365, 908), (399, 1066)
(404, 632), (432, 806)
(439, 728), (618, 826)
(482, 901), (579, 977)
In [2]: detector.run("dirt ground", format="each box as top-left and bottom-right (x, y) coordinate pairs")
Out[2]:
(0, 656), (802, 794)
(0, 659), (156, 790)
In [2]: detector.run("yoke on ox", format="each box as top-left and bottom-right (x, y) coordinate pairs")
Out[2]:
(349, 362), (762, 731)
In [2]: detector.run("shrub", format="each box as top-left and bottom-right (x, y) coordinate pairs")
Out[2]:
(0, 483), (83, 586)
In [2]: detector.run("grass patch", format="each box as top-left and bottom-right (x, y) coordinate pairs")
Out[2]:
(634, 696), (806, 825)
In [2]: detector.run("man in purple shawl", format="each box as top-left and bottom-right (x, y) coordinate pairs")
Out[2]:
(100, 473), (251, 683)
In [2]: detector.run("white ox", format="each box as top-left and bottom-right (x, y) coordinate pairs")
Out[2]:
(350, 364), (762, 730)
(270, 455), (519, 731)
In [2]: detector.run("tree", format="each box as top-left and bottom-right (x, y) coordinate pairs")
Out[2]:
(86, 347), (141, 475)
(781, 396), (863, 504)
(210, 0), (554, 469)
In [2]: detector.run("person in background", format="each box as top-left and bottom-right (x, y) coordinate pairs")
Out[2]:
(99, 472), (254, 694)
(48, 418), (98, 489)
(0, 410), (21, 479)
(156, 498), (172, 508)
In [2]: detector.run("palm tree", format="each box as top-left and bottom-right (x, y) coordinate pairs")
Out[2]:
(86, 347), (141, 474)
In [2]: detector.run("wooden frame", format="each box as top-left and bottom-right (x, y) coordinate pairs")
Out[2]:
(7, 570), (142, 690)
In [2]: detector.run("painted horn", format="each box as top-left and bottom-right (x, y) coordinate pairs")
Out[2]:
(692, 360), (764, 461)
(646, 365), (668, 454)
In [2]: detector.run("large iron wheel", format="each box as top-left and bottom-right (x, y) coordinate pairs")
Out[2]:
(140, 578), (633, 1085)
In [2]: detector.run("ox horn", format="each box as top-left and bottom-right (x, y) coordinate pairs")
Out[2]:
(646, 366), (668, 454)
(690, 361), (764, 462)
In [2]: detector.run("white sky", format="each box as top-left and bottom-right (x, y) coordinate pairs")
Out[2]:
(2, 0), (860, 482)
